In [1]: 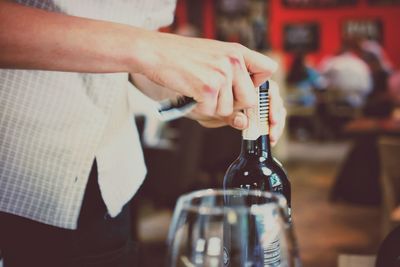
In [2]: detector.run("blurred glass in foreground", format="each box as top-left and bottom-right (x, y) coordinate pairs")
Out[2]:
(166, 189), (301, 267)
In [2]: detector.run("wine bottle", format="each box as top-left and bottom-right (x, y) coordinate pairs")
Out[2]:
(223, 80), (292, 266)
(223, 80), (291, 217)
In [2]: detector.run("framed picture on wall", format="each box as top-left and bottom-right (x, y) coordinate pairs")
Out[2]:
(342, 19), (383, 43)
(282, 0), (357, 8)
(283, 22), (320, 52)
(215, 0), (270, 51)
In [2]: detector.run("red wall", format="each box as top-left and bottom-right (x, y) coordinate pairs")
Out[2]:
(174, 0), (400, 69)
(269, 1), (400, 69)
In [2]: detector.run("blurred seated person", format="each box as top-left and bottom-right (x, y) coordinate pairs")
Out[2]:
(286, 52), (322, 107)
(361, 40), (394, 117)
(361, 39), (393, 74)
(319, 49), (372, 109)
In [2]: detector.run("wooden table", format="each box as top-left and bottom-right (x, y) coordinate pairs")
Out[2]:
(338, 254), (376, 267)
(344, 117), (400, 136)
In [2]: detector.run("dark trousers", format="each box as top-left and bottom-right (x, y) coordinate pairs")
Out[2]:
(0, 161), (138, 267)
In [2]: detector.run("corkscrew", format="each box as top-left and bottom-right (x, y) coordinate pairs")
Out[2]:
(157, 95), (197, 121)
(259, 80), (270, 124)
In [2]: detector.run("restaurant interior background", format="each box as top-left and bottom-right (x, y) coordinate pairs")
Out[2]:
(130, 0), (400, 266)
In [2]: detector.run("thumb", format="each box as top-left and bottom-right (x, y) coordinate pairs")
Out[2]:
(226, 111), (248, 130)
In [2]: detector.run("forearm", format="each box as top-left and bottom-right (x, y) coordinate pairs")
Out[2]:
(0, 1), (146, 73)
(0, 1), (284, 136)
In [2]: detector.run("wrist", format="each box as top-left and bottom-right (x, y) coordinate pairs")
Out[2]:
(124, 27), (159, 75)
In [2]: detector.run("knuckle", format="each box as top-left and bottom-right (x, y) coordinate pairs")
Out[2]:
(226, 48), (241, 59)
(226, 51), (243, 66)
(230, 42), (245, 51)
(201, 77), (223, 96)
(215, 61), (231, 79)
(225, 43), (244, 59)
(201, 84), (218, 96)
(197, 74), (222, 97)
(214, 73), (227, 87)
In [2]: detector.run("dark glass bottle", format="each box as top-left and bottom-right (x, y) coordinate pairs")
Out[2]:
(223, 81), (291, 216)
(223, 81), (292, 267)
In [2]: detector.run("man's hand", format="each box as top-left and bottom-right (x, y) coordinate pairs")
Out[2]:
(187, 80), (286, 146)
(130, 33), (285, 144)
(132, 74), (286, 146)
(130, 31), (278, 118)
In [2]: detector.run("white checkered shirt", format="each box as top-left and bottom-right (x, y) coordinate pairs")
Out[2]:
(0, 0), (176, 229)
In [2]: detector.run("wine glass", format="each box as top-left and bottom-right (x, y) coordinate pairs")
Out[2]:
(166, 189), (301, 267)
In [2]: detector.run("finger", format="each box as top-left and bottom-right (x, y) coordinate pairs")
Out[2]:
(270, 107), (286, 146)
(194, 75), (221, 117)
(268, 80), (286, 145)
(240, 46), (278, 87)
(227, 111), (248, 130)
(216, 61), (234, 117)
(231, 56), (257, 109)
(195, 98), (218, 117)
(268, 80), (283, 126)
(197, 110), (248, 130)
(197, 119), (226, 128)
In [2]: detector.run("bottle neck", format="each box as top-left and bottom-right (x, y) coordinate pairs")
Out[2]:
(241, 81), (271, 160)
(241, 135), (272, 159)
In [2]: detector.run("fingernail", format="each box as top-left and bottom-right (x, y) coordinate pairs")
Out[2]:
(233, 115), (244, 129)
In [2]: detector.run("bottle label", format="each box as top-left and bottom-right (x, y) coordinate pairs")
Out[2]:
(243, 84), (270, 140)
(223, 247), (230, 266)
(224, 191), (282, 267)
(270, 174), (282, 189)
(254, 204), (282, 267)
